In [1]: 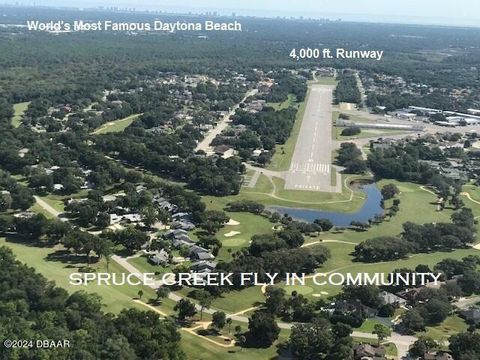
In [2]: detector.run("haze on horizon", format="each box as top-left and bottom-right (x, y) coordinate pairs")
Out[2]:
(3, 0), (480, 27)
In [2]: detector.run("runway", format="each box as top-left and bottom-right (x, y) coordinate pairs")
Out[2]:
(284, 84), (339, 192)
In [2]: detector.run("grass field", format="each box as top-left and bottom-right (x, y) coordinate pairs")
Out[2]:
(181, 327), (290, 360)
(203, 179), (480, 310)
(333, 127), (409, 141)
(29, 203), (56, 219)
(267, 94), (296, 110)
(326, 180), (456, 243)
(37, 194), (66, 212)
(92, 114), (141, 134)
(310, 76), (338, 86)
(240, 174), (368, 211)
(11, 101), (30, 127)
(421, 315), (468, 342)
(356, 319), (391, 333)
(0, 236), (178, 314)
(202, 196), (275, 262)
(267, 87), (309, 171)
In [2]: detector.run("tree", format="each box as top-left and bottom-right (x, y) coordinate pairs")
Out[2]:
(174, 299), (197, 321)
(265, 286), (286, 315)
(401, 309), (425, 333)
(197, 290), (213, 320)
(354, 236), (411, 262)
(449, 332), (480, 360)
(156, 287), (170, 303)
(45, 219), (71, 244)
(10, 186), (34, 210)
(0, 192), (12, 211)
(409, 336), (437, 358)
(112, 227), (148, 253)
(341, 285), (381, 308)
(211, 311), (226, 331)
(372, 323), (391, 345)
(381, 184), (399, 200)
(247, 310), (280, 347)
(341, 126), (361, 136)
(199, 210), (230, 234)
(0, 247), (186, 360)
(290, 318), (334, 359)
(137, 290), (144, 300)
(314, 218), (334, 232)
(97, 239), (115, 271)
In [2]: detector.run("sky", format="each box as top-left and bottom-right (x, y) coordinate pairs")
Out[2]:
(4, 0), (480, 27)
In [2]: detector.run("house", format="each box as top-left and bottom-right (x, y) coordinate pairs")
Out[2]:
(123, 214), (143, 223)
(171, 220), (196, 231)
(109, 214), (122, 225)
(148, 249), (169, 266)
(460, 308), (480, 324)
(396, 287), (423, 302)
(353, 344), (386, 360)
(189, 245), (214, 261)
(13, 211), (35, 219)
(172, 212), (192, 221)
(424, 351), (454, 360)
(165, 229), (188, 239)
(214, 145), (232, 157)
(335, 300), (377, 318)
(379, 291), (407, 306)
(191, 261), (217, 273)
(153, 197), (178, 213)
(17, 148), (29, 158)
(53, 184), (64, 192)
(171, 233), (195, 247)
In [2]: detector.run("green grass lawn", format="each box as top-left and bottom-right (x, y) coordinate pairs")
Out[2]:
(267, 94), (296, 110)
(355, 319), (390, 333)
(38, 194), (66, 212)
(333, 127), (409, 141)
(11, 101), (30, 127)
(92, 114), (141, 134)
(29, 203), (56, 219)
(0, 236), (178, 314)
(326, 180), (456, 243)
(421, 315), (468, 342)
(181, 327), (290, 360)
(240, 173), (368, 211)
(267, 87), (309, 172)
(127, 255), (176, 278)
(309, 76), (338, 86)
(464, 184), (480, 203)
(211, 286), (266, 313)
(298, 247), (480, 299)
(244, 173), (273, 194)
(202, 197), (275, 262)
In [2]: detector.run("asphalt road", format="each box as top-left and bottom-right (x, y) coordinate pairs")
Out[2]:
(195, 89), (258, 153)
(284, 84), (339, 192)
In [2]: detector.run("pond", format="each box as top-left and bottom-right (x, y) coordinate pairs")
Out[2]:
(269, 183), (383, 227)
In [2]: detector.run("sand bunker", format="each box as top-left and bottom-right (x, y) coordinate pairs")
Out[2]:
(224, 231), (241, 238)
(226, 219), (240, 226)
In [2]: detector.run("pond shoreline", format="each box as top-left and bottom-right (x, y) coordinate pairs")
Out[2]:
(268, 182), (384, 226)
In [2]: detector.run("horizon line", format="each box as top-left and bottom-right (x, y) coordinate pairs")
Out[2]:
(1, 3), (480, 30)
